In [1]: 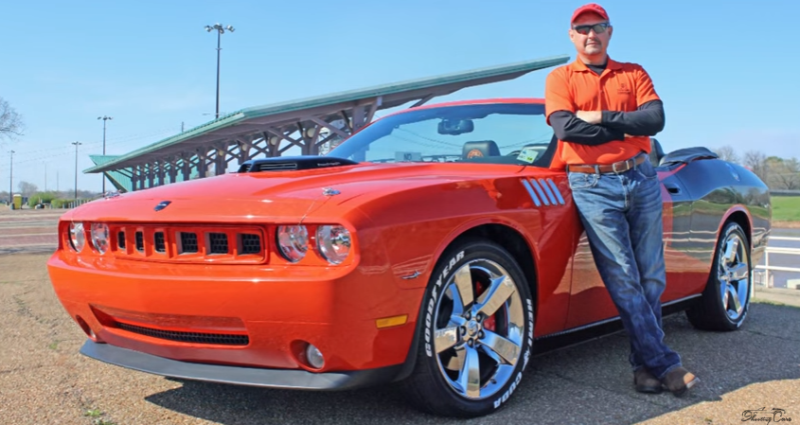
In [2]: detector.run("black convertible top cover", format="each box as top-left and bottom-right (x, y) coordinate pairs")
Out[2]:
(659, 147), (719, 166)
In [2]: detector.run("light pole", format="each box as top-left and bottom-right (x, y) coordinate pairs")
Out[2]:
(8, 150), (13, 205)
(98, 115), (112, 194)
(204, 23), (234, 120)
(72, 141), (81, 201)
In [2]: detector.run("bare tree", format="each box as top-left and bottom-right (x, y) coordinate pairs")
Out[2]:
(743, 150), (769, 183)
(0, 96), (24, 140)
(18, 181), (38, 197)
(714, 145), (739, 164)
(768, 157), (800, 190)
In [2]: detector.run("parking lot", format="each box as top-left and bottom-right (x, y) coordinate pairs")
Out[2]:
(1, 207), (799, 424)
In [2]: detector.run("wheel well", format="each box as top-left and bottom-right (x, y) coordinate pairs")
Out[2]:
(451, 224), (538, 310)
(726, 210), (752, 246)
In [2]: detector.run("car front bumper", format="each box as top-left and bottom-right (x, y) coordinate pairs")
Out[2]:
(47, 251), (423, 376)
(80, 339), (406, 390)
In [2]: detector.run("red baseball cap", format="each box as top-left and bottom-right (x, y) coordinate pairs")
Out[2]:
(571, 3), (610, 24)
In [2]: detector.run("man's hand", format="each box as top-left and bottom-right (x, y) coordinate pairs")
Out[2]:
(576, 110), (602, 125)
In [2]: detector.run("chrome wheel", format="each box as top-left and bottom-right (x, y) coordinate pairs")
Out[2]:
(688, 221), (752, 332)
(432, 259), (525, 401)
(717, 230), (750, 321)
(403, 239), (534, 417)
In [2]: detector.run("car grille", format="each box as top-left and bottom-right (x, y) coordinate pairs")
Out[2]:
(109, 224), (266, 264)
(89, 304), (250, 346)
(116, 322), (249, 346)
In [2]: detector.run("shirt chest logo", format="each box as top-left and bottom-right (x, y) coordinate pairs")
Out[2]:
(617, 82), (632, 94)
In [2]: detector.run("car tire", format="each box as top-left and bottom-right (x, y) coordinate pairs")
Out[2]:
(401, 238), (535, 418)
(686, 221), (752, 331)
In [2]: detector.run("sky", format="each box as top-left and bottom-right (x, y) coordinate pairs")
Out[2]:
(1, 0), (798, 193)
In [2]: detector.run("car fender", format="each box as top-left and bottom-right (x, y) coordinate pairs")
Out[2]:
(416, 216), (540, 294)
(718, 204), (753, 247)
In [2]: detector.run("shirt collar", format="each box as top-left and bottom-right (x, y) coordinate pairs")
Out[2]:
(569, 57), (622, 72)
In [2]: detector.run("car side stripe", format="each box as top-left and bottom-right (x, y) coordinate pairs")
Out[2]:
(521, 179), (541, 207)
(529, 179), (550, 206)
(538, 179), (559, 205)
(546, 178), (565, 205)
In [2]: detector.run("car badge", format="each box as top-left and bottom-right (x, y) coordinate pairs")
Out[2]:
(154, 200), (171, 211)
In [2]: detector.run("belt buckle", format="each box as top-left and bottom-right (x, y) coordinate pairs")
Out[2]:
(615, 158), (634, 174)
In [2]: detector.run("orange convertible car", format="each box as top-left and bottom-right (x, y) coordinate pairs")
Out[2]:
(47, 98), (771, 418)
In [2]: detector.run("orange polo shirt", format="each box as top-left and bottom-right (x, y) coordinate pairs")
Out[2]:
(544, 57), (661, 168)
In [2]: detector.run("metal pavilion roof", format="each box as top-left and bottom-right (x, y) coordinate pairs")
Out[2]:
(89, 155), (200, 192)
(83, 54), (569, 174)
(88, 155), (132, 192)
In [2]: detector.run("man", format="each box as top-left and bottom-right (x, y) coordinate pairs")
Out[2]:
(544, 3), (698, 396)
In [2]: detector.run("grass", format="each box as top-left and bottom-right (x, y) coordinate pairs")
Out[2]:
(752, 298), (800, 309)
(84, 408), (117, 425)
(85, 409), (102, 418)
(772, 196), (800, 222)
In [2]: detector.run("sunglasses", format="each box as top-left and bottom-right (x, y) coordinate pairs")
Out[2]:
(572, 23), (610, 35)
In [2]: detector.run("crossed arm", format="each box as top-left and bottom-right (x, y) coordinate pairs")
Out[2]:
(545, 66), (665, 146)
(548, 100), (665, 146)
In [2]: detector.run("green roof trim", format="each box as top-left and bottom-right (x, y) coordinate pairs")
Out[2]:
(90, 154), (121, 166)
(84, 54), (569, 174)
(89, 155), (199, 192)
(90, 155), (133, 192)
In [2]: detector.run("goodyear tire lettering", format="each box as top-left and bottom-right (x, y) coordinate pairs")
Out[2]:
(494, 296), (533, 409)
(493, 372), (523, 409)
(524, 298), (533, 369)
(425, 250), (465, 357)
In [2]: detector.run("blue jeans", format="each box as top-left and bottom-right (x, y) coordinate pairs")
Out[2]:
(567, 154), (681, 380)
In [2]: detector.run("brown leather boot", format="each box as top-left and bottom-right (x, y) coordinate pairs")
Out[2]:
(634, 368), (663, 394)
(662, 366), (699, 397)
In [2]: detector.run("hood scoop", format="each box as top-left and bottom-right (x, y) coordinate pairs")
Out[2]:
(237, 156), (359, 173)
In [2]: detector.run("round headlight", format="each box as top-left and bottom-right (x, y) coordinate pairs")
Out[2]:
(277, 225), (308, 262)
(91, 223), (110, 254)
(69, 222), (85, 252)
(316, 225), (351, 264)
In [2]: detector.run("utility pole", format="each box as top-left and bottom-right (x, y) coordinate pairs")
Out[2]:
(8, 150), (13, 204)
(98, 116), (112, 194)
(204, 23), (234, 120)
(72, 141), (81, 200)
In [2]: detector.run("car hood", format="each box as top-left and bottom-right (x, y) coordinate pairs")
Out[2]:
(63, 162), (531, 224)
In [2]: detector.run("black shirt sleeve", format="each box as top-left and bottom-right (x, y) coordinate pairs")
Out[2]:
(549, 111), (625, 145)
(600, 100), (665, 136)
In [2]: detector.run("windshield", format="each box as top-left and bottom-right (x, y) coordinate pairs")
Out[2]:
(327, 102), (554, 166)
